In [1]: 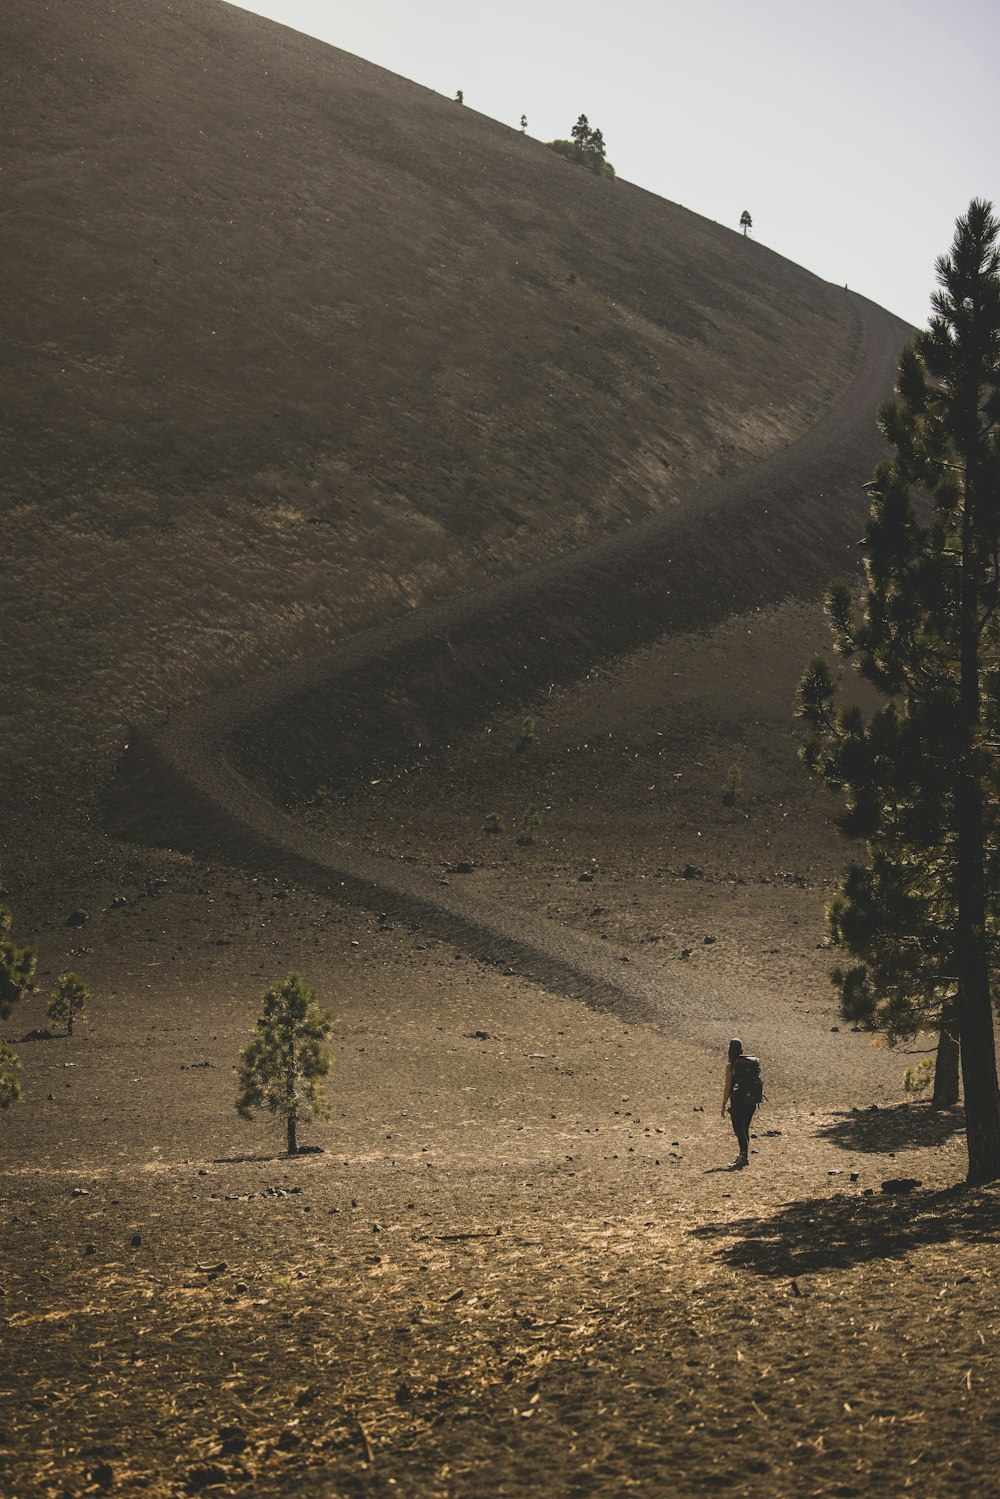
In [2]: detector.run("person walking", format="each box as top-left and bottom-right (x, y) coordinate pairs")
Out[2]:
(722, 1037), (758, 1167)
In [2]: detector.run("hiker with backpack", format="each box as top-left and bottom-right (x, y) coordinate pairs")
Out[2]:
(722, 1038), (762, 1168)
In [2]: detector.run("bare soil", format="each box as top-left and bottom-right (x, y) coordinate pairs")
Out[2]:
(3, 595), (997, 1498)
(3, 4), (998, 1497)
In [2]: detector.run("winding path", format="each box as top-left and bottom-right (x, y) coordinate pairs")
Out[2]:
(110, 293), (910, 1078)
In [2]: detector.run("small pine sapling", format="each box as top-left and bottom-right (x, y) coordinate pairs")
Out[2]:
(0, 1043), (22, 1110)
(483, 811), (505, 834)
(515, 715), (537, 753)
(48, 972), (90, 1035)
(236, 973), (333, 1154)
(0, 906), (36, 1021)
(517, 804), (542, 845)
(723, 764), (743, 805)
(904, 1058), (935, 1096)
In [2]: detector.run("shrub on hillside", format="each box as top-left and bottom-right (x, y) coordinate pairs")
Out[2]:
(0, 906), (36, 1021)
(548, 138), (616, 178)
(0, 1043), (22, 1110)
(48, 972), (90, 1036)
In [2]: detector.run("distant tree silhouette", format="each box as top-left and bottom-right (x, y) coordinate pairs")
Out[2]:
(455, 89), (463, 105)
(520, 114), (528, 134)
(549, 115), (615, 178)
(740, 210), (752, 237)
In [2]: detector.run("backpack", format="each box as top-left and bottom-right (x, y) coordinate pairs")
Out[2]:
(732, 1054), (763, 1106)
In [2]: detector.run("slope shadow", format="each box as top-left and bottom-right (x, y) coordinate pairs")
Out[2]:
(817, 1102), (966, 1154)
(690, 1183), (1000, 1276)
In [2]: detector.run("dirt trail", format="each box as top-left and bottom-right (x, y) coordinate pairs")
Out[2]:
(108, 293), (908, 1088)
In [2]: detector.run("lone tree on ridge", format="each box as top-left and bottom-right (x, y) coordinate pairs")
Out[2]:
(740, 210), (752, 236)
(549, 114), (615, 177)
(236, 972), (333, 1155)
(797, 199), (1000, 1182)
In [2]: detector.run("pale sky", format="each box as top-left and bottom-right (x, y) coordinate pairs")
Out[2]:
(227, 0), (998, 329)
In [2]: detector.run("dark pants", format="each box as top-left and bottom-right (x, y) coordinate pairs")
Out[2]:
(730, 1101), (756, 1158)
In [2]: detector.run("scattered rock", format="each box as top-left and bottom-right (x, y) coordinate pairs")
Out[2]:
(195, 1261), (228, 1274)
(296, 1143), (324, 1154)
(86, 1461), (115, 1490)
(679, 948), (693, 960)
(185, 1464), (230, 1494)
(682, 865), (703, 880)
(84, 1243), (96, 1255)
(65, 909), (89, 928)
(577, 870), (595, 882)
(71, 1187), (90, 1197)
(703, 935), (717, 945)
(130, 1234), (142, 1248)
(467, 1030), (491, 1041)
(216, 1425), (248, 1456)
(881, 1178), (922, 1194)
(448, 861), (475, 874)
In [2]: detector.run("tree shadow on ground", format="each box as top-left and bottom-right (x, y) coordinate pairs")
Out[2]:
(690, 1183), (1000, 1276)
(211, 1147), (326, 1164)
(816, 1101), (966, 1154)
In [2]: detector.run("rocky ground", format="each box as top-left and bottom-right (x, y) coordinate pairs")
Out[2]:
(3, 599), (998, 1498)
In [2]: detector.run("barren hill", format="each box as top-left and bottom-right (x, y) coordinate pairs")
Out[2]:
(8, 13), (998, 1499)
(3, 0), (908, 859)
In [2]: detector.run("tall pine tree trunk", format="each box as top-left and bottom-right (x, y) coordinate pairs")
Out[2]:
(955, 773), (1000, 1179)
(956, 486), (1000, 1182)
(931, 1004), (960, 1109)
(286, 1109), (297, 1155)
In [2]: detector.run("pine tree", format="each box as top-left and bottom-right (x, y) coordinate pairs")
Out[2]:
(48, 972), (89, 1036)
(798, 200), (1000, 1182)
(0, 906), (36, 1021)
(740, 209), (752, 237)
(570, 114), (591, 152)
(235, 973), (333, 1154)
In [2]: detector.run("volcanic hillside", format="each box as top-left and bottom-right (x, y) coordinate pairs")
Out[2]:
(1, 0), (909, 865)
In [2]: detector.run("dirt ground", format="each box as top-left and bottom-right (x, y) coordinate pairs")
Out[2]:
(3, 6), (997, 1494)
(3, 598), (997, 1498)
